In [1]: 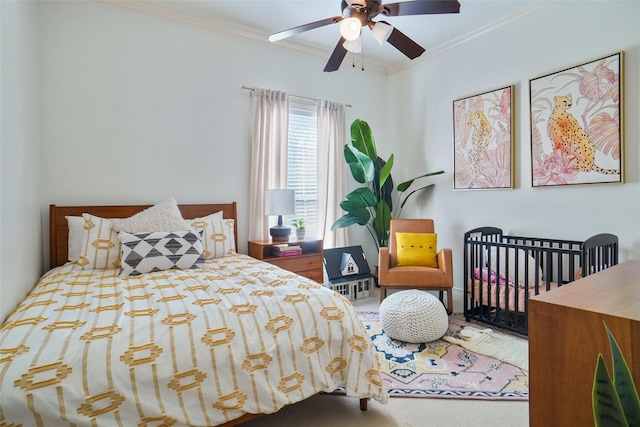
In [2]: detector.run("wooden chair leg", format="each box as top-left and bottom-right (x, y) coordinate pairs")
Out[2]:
(379, 287), (386, 303)
(446, 288), (453, 314)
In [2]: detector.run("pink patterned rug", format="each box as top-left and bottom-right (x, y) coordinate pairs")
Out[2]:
(358, 311), (529, 400)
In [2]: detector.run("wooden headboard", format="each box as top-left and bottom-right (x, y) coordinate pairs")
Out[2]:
(49, 202), (238, 269)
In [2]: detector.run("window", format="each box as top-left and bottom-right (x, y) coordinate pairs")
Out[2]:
(286, 98), (318, 240)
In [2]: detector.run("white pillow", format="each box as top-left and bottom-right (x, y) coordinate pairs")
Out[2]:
(489, 247), (543, 288)
(184, 211), (223, 229)
(66, 216), (85, 262)
(67, 215), (124, 262)
(76, 214), (121, 270)
(118, 230), (206, 277)
(113, 197), (188, 233)
(186, 216), (236, 259)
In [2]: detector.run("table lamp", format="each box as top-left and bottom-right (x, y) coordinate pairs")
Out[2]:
(265, 189), (296, 242)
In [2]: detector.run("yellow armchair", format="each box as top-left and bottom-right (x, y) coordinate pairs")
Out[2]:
(378, 219), (454, 314)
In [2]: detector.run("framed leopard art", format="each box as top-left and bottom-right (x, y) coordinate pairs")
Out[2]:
(452, 85), (515, 190)
(529, 52), (624, 187)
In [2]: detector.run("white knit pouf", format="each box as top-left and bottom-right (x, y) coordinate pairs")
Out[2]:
(379, 290), (449, 343)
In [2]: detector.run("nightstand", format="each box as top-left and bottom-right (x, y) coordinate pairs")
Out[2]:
(248, 239), (324, 283)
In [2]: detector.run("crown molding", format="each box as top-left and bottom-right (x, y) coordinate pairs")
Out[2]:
(387, 1), (555, 75)
(97, 0), (388, 75)
(99, 0), (258, 39)
(98, 0), (554, 77)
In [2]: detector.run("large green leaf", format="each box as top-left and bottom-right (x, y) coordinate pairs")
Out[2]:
(593, 354), (628, 427)
(345, 187), (377, 208)
(373, 200), (392, 247)
(397, 170), (446, 192)
(373, 157), (394, 213)
(607, 324), (640, 426)
(338, 200), (370, 222)
(351, 119), (377, 161)
(344, 145), (374, 184)
(331, 213), (368, 231)
(332, 190), (374, 230)
(399, 184), (435, 210)
(380, 154), (394, 188)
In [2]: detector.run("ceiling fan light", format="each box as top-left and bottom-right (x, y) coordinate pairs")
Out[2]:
(339, 17), (362, 41)
(372, 22), (393, 45)
(343, 36), (362, 53)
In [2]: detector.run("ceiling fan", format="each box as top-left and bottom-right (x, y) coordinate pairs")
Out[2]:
(269, 0), (461, 72)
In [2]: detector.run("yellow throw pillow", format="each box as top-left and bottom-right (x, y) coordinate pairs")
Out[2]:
(396, 232), (438, 267)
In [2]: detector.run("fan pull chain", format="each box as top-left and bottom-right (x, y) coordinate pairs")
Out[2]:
(350, 37), (364, 71)
(359, 37), (364, 71)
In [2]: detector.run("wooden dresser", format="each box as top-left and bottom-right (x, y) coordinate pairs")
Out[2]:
(529, 260), (640, 427)
(247, 239), (324, 283)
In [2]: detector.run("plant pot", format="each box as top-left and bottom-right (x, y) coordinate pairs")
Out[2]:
(296, 229), (305, 241)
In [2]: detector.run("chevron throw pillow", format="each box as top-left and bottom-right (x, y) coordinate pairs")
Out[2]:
(118, 230), (206, 277)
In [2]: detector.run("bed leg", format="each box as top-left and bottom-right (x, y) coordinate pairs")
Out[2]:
(359, 398), (368, 411)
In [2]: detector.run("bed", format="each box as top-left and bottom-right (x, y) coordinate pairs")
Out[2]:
(463, 226), (618, 335)
(0, 200), (387, 426)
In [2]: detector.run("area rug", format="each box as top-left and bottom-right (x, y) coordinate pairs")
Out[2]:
(358, 311), (529, 400)
(442, 323), (528, 371)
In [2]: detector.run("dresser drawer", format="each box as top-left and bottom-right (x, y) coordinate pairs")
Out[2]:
(270, 254), (322, 272)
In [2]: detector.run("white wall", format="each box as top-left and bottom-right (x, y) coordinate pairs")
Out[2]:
(0, 1), (43, 322)
(386, 1), (640, 293)
(37, 1), (388, 257)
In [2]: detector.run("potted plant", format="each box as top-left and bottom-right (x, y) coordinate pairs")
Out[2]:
(291, 218), (305, 241)
(592, 323), (640, 426)
(331, 119), (445, 250)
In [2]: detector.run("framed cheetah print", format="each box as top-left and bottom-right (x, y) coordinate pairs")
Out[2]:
(453, 85), (514, 190)
(529, 52), (623, 187)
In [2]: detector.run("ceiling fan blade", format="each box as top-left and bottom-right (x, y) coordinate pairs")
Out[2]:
(382, 0), (461, 17)
(324, 37), (349, 72)
(269, 16), (342, 42)
(385, 25), (425, 59)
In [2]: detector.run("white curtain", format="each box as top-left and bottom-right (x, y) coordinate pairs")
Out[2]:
(249, 89), (289, 241)
(317, 99), (348, 249)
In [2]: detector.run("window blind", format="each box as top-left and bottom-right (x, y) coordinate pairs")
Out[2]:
(287, 98), (318, 240)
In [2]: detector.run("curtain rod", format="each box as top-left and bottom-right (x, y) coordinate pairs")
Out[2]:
(242, 85), (352, 108)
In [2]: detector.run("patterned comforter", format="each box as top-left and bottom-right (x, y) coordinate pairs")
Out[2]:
(0, 254), (387, 426)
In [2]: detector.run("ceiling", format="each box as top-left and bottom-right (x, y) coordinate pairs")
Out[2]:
(137, 0), (544, 73)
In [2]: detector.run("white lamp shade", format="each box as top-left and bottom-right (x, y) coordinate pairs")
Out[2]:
(339, 17), (362, 41)
(264, 189), (296, 216)
(343, 36), (362, 53)
(372, 21), (393, 45)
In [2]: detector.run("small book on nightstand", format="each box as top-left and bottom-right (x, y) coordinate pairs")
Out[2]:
(272, 244), (302, 257)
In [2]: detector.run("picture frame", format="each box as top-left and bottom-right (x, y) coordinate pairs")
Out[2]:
(529, 52), (623, 187)
(453, 85), (514, 190)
